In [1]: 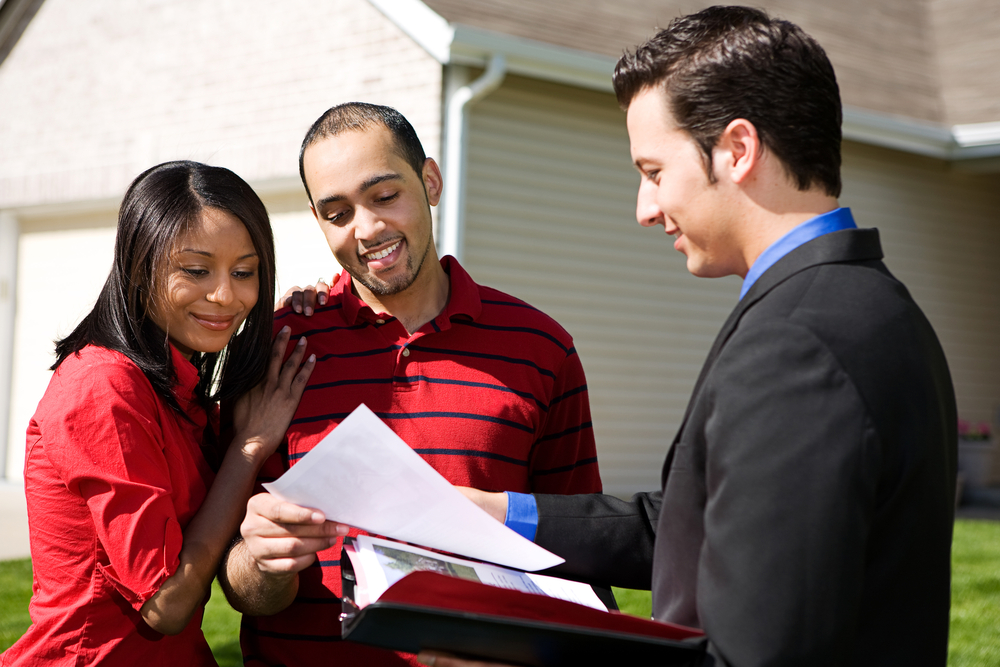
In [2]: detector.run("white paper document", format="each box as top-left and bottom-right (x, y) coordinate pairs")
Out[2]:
(346, 535), (606, 611)
(263, 404), (565, 571)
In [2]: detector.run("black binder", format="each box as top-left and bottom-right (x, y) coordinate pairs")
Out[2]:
(341, 567), (704, 667)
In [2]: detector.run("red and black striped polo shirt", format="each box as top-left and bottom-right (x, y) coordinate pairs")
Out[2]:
(242, 256), (601, 667)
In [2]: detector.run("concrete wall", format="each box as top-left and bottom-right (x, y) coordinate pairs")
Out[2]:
(0, 0), (442, 209)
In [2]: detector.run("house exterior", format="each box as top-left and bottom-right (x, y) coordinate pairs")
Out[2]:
(1, 0), (998, 496)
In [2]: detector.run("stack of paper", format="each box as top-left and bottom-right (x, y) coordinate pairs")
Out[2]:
(263, 404), (564, 571)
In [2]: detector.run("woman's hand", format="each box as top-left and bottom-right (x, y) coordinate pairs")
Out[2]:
(141, 328), (314, 635)
(231, 325), (315, 460)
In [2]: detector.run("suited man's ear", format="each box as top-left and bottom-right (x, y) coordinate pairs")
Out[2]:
(714, 118), (761, 186)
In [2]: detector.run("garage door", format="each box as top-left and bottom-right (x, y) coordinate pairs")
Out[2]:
(463, 76), (741, 497)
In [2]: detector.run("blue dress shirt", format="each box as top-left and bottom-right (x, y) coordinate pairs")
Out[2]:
(505, 207), (858, 537)
(740, 207), (857, 299)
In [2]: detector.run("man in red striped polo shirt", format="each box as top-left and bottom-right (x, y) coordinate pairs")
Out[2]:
(219, 102), (602, 667)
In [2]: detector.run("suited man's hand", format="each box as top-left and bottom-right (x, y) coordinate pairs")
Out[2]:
(456, 487), (508, 523)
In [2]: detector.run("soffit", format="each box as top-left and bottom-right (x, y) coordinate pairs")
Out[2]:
(422, 0), (948, 124)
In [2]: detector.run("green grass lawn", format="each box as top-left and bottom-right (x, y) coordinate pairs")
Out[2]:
(0, 571), (244, 666)
(2, 519), (998, 665)
(948, 519), (1000, 666)
(0, 558), (32, 652)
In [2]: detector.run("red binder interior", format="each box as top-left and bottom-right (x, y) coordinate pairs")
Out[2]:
(376, 571), (704, 642)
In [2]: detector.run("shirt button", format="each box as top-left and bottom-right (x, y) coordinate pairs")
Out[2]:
(376, 319), (385, 324)
(402, 348), (410, 357)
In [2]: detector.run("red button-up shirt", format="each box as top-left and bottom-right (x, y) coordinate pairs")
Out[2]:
(2, 345), (218, 666)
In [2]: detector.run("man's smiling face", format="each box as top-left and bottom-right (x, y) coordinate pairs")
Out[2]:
(627, 86), (744, 279)
(303, 125), (440, 298)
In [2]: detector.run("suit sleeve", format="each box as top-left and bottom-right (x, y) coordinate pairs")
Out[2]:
(694, 320), (880, 667)
(533, 490), (661, 590)
(528, 347), (602, 494)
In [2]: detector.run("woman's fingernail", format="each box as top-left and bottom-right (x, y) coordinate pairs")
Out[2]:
(308, 354), (316, 362)
(297, 336), (307, 345)
(281, 325), (291, 334)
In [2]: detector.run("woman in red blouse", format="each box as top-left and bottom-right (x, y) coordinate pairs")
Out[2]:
(2, 161), (315, 666)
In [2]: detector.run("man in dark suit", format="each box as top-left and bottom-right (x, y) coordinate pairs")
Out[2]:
(421, 6), (957, 667)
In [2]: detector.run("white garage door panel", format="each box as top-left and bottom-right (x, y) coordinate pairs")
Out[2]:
(7, 220), (117, 479)
(270, 208), (343, 296)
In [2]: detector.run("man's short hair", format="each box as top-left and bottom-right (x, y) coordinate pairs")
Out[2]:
(614, 5), (842, 197)
(298, 102), (427, 203)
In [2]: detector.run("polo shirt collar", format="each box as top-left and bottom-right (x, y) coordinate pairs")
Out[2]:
(335, 255), (483, 325)
(333, 269), (366, 324)
(437, 255), (482, 323)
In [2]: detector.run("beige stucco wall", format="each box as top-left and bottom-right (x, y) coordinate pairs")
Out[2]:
(0, 0), (444, 479)
(0, 0), (442, 210)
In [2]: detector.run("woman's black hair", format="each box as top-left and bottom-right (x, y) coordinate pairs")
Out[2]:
(53, 160), (276, 417)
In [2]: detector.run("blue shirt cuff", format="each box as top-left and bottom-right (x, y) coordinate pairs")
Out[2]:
(504, 492), (539, 542)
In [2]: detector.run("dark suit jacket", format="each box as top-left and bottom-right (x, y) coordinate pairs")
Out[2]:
(535, 228), (957, 666)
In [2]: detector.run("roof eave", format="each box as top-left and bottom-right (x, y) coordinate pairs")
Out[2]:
(844, 107), (1000, 161)
(448, 24), (615, 93)
(367, 0), (614, 92)
(367, 0), (1000, 165)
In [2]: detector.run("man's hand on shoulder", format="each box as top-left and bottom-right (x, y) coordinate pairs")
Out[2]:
(276, 276), (337, 316)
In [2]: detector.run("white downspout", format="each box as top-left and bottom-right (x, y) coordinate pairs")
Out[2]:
(439, 54), (506, 263)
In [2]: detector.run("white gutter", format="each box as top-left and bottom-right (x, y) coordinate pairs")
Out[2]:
(843, 107), (1000, 160)
(367, 0), (1000, 166)
(438, 54), (506, 262)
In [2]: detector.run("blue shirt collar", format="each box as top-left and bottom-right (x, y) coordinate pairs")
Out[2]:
(740, 207), (857, 300)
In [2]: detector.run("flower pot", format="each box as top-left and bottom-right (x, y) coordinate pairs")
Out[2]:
(958, 438), (995, 490)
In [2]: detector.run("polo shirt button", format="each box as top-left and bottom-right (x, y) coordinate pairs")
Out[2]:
(376, 319), (385, 324)
(402, 348), (410, 357)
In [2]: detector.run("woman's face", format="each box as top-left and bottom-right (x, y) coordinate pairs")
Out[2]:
(150, 206), (260, 359)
